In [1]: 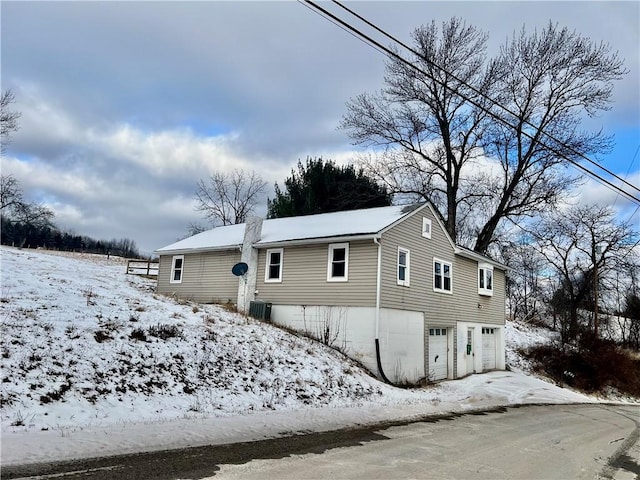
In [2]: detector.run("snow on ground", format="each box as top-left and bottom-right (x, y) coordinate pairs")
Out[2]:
(504, 317), (560, 372)
(0, 246), (625, 466)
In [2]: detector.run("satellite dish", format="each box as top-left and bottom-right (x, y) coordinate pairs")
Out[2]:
(231, 262), (249, 276)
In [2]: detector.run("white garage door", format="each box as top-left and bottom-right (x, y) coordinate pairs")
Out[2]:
(482, 327), (497, 370)
(429, 328), (448, 381)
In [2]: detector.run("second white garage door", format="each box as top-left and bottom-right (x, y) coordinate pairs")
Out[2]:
(429, 328), (448, 381)
(482, 327), (497, 370)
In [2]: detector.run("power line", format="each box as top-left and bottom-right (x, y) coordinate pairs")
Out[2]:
(330, 0), (639, 197)
(300, 0), (640, 205)
(613, 143), (639, 208)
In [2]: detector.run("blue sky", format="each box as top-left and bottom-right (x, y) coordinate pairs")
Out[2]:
(2, 1), (638, 254)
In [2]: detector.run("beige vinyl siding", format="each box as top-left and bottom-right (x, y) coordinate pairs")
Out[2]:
(255, 240), (377, 307)
(380, 207), (505, 327)
(449, 255), (506, 325)
(157, 250), (241, 303)
(380, 208), (455, 328)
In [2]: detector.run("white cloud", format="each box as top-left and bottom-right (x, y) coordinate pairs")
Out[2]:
(2, 1), (637, 254)
(4, 95), (265, 252)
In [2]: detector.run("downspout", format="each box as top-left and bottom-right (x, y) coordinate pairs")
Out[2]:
(373, 238), (392, 384)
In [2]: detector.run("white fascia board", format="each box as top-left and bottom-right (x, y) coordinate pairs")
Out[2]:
(454, 247), (510, 271)
(382, 202), (458, 252)
(154, 245), (242, 256)
(379, 203), (428, 236)
(255, 233), (380, 249)
(425, 203), (457, 251)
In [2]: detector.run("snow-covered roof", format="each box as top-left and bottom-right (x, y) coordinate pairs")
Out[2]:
(258, 204), (415, 246)
(156, 205), (417, 254)
(156, 223), (246, 253)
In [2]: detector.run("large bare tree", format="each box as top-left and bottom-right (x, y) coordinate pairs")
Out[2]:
(194, 169), (267, 226)
(475, 22), (626, 253)
(341, 19), (626, 253)
(342, 19), (497, 246)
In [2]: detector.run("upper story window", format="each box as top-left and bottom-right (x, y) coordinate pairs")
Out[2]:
(265, 248), (283, 283)
(433, 258), (452, 293)
(327, 243), (349, 282)
(170, 255), (184, 284)
(478, 263), (493, 296)
(397, 247), (410, 286)
(422, 217), (432, 239)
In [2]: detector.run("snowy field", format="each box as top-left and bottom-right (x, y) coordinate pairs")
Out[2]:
(0, 246), (624, 466)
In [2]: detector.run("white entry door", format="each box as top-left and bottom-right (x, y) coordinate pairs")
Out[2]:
(429, 328), (448, 380)
(466, 327), (475, 374)
(482, 327), (497, 370)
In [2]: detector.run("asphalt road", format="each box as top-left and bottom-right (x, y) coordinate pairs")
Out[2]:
(2, 404), (638, 480)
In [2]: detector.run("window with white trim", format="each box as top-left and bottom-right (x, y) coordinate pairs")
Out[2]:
(478, 263), (494, 296)
(265, 248), (283, 283)
(433, 258), (452, 293)
(327, 243), (349, 282)
(397, 247), (410, 286)
(170, 255), (184, 284)
(422, 217), (432, 239)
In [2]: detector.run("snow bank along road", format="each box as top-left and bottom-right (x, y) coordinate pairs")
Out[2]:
(3, 404), (638, 480)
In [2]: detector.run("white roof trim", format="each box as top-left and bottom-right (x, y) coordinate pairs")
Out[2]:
(379, 203), (428, 235)
(255, 233), (380, 249)
(154, 245), (242, 256)
(454, 247), (509, 271)
(426, 203), (457, 251)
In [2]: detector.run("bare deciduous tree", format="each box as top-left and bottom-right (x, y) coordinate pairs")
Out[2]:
(194, 169), (267, 226)
(501, 239), (547, 324)
(474, 22), (626, 253)
(342, 19), (497, 246)
(1, 174), (55, 244)
(1, 90), (21, 155)
(1, 174), (23, 211)
(341, 18), (626, 254)
(531, 204), (637, 342)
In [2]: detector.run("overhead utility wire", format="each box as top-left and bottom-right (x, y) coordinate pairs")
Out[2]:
(324, 0), (640, 202)
(613, 143), (639, 209)
(301, 0), (640, 205)
(330, 0), (639, 196)
(327, 0), (640, 199)
(623, 146), (640, 223)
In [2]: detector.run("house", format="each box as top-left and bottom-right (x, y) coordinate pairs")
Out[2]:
(155, 203), (507, 384)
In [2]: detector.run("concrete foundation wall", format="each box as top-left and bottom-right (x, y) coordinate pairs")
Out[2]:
(270, 305), (425, 384)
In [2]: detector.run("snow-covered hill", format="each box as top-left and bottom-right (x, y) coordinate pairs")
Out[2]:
(0, 247), (392, 427)
(0, 246), (605, 465)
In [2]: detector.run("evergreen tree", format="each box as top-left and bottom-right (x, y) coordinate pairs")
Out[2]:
(267, 157), (391, 219)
